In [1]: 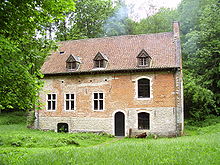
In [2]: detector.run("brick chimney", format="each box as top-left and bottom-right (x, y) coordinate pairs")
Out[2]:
(173, 21), (180, 39)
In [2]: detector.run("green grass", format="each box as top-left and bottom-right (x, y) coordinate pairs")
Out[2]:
(0, 112), (220, 165)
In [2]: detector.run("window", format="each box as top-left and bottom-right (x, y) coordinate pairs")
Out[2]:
(138, 78), (150, 98)
(66, 62), (76, 70)
(47, 94), (56, 110)
(139, 57), (149, 66)
(136, 49), (151, 67)
(66, 54), (81, 71)
(93, 52), (108, 69)
(93, 93), (104, 110)
(65, 94), (75, 111)
(138, 112), (150, 129)
(94, 60), (105, 68)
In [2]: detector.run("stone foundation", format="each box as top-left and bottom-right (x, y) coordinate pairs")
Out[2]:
(37, 107), (178, 137)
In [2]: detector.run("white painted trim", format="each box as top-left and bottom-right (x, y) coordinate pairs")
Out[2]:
(64, 93), (76, 112)
(112, 110), (127, 136)
(46, 93), (57, 111)
(92, 92), (105, 111)
(134, 76), (153, 100)
(136, 110), (152, 131)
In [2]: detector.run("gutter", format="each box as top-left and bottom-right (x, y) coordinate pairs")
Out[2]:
(43, 67), (179, 77)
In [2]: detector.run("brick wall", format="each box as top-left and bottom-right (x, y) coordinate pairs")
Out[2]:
(36, 71), (182, 136)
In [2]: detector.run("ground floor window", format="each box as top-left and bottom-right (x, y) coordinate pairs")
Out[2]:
(57, 123), (69, 133)
(47, 94), (56, 110)
(93, 92), (104, 110)
(65, 94), (75, 110)
(138, 112), (150, 129)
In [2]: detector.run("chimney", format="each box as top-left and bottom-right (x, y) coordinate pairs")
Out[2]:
(173, 21), (180, 39)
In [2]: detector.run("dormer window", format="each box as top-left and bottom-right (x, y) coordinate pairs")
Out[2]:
(95, 60), (104, 68)
(137, 49), (151, 67)
(66, 54), (81, 71)
(93, 52), (108, 69)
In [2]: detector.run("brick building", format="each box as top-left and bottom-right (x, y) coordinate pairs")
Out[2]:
(36, 22), (184, 137)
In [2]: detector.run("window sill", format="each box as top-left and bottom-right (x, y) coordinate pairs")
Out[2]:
(136, 97), (152, 101)
(93, 109), (104, 111)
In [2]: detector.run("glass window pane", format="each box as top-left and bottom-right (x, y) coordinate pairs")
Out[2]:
(48, 94), (51, 100)
(138, 79), (150, 98)
(94, 100), (98, 110)
(71, 101), (74, 110)
(66, 94), (69, 100)
(99, 100), (103, 110)
(99, 93), (103, 99)
(71, 94), (74, 99)
(66, 101), (69, 110)
(100, 60), (104, 67)
(48, 101), (51, 110)
(52, 101), (56, 110)
(94, 93), (98, 99)
(52, 94), (56, 100)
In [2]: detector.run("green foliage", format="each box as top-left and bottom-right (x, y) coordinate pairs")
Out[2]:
(0, 0), (75, 111)
(183, 71), (216, 120)
(132, 8), (177, 35)
(56, 0), (114, 41)
(0, 111), (26, 125)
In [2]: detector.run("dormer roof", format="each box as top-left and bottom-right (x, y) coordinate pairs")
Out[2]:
(66, 54), (81, 63)
(93, 52), (109, 61)
(137, 49), (151, 58)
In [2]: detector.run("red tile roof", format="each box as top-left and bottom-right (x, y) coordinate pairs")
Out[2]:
(41, 32), (180, 74)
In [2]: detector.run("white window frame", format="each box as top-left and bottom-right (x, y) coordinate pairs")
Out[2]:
(93, 92), (105, 111)
(64, 93), (76, 111)
(135, 76), (153, 100)
(46, 93), (57, 111)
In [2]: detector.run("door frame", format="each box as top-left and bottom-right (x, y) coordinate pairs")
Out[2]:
(112, 110), (126, 136)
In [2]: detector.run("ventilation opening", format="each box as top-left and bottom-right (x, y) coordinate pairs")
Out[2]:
(60, 51), (65, 55)
(57, 123), (69, 133)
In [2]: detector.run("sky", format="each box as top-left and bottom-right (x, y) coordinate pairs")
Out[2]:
(123, 0), (182, 20)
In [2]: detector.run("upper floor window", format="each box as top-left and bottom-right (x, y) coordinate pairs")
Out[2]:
(66, 54), (81, 71)
(138, 112), (150, 130)
(137, 49), (151, 67)
(47, 94), (56, 110)
(93, 52), (108, 69)
(93, 92), (104, 110)
(65, 94), (75, 111)
(138, 78), (150, 98)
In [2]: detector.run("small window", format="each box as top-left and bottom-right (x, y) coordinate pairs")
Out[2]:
(57, 123), (69, 133)
(94, 60), (105, 68)
(139, 57), (148, 66)
(93, 93), (104, 110)
(66, 62), (77, 70)
(138, 78), (150, 98)
(60, 51), (65, 55)
(137, 49), (151, 67)
(138, 112), (150, 130)
(65, 94), (75, 111)
(47, 94), (56, 110)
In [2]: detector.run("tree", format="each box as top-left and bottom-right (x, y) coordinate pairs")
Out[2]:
(0, 0), (75, 111)
(55, 0), (114, 41)
(132, 8), (177, 35)
(196, 0), (220, 110)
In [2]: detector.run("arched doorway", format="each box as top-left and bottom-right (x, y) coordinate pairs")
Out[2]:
(114, 112), (125, 136)
(57, 123), (69, 133)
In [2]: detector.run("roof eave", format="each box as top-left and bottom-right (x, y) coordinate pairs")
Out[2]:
(42, 67), (180, 77)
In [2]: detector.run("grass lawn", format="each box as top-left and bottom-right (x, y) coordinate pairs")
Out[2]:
(0, 112), (220, 165)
